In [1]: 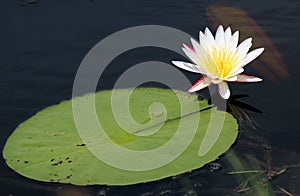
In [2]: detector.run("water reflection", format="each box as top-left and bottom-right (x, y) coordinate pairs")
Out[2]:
(207, 93), (262, 129)
(207, 4), (289, 82)
(203, 92), (299, 195)
(224, 142), (300, 196)
(224, 99), (299, 196)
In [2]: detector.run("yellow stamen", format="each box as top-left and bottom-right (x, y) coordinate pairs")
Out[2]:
(205, 47), (239, 79)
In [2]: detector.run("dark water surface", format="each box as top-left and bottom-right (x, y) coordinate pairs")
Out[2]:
(1, 0), (300, 195)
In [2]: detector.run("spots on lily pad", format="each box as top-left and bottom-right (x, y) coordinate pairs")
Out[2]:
(50, 157), (73, 166)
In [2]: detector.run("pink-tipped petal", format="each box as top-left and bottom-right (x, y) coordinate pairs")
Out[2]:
(190, 38), (202, 54)
(236, 74), (263, 82)
(188, 77), (211, 92)
(183, 43), (196, 53)
(218, 81), (230, 99)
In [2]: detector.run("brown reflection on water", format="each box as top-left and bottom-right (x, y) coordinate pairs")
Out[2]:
(206, 4), (289, 82)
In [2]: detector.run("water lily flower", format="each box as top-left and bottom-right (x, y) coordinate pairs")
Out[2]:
(172, 25), (264, 99)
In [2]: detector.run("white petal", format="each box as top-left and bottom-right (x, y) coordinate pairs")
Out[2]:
(237, 38), (252, 58)
(232, 48), (265, 72)
(238, 37), (252, 49)
(172, 61), (201, 73)
(215, 25), (225, 48)
(204, 27), (215, 48)
(242, 48), (265, 65)
(188, 77), (211, 92)
(224, 27), (232, 44)
(218, 81), (230, 99)
(226, 76), (237, 81)
(182, 47), (202, 65)
(172, 60), (211, 76)
(228, 31), (239, 50)
(236, 74), (263, 82)
(181, 48), (217, 78)
(199, 31), (205, 45)
(190, 38), (202, 54)
(211, 78), (222, 84)
(227, 68), (244, 78)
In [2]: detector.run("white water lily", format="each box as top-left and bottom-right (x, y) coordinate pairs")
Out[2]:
(172, 25), (264, 99)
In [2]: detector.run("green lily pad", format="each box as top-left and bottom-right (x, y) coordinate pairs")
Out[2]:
(3, 88), (238, 185)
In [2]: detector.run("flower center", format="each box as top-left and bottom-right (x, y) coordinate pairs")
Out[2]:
(207, 47), (239, 79)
